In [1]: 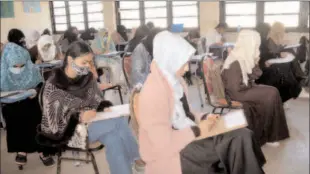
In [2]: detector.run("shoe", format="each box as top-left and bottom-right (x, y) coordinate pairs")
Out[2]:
(40, 155), (55, 167)
(15, 153), (27, 165)
(266, 142), (280, 147)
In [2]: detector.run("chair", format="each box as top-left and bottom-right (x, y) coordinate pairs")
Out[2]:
(199, 56), (242, 114)
(36, 84), (104, 174)
(101, 85), (124, 104)
(122, 52), (132, 89)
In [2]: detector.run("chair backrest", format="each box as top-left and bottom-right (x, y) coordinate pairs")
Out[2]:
(129, 85), (142, 138)
(122, 52), (132, 89)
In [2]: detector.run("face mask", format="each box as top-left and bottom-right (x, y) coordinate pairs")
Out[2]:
(71, 61), (89, 76)
(9, 67), (25, 74)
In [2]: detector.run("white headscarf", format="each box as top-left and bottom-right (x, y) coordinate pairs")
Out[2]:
(153, 31), (196, 129)
(223, 30), (261, 86)
(37, 35), (56, 62)
(25, 29), (40, 48)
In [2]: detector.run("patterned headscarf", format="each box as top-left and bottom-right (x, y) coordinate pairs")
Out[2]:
(1, 42), (43, 91)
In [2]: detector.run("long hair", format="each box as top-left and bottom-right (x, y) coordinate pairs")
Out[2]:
(63, 41), (94, 68)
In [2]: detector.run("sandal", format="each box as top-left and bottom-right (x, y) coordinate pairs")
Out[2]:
(40, 155), (55, 167)
(15, 153), (27, 165)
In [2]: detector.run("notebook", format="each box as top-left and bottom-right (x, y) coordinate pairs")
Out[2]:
(90, 104), (130, 122)
(0, 89), (37, 104)
(195, 109), (248, 140)
(284, 44), (301, 49)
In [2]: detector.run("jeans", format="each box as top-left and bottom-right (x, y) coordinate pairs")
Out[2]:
(88, 117), (140, 174)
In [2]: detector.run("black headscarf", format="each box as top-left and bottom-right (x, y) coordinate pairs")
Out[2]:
(117, 25), (128, 41)
(127, 25), (150, 52)
(64, 27), (79, 44)
(42, 28), (51, 36)
(7, 28), (26, 48)
(141, 28), (162, 60)
(80, 28), (97, 41)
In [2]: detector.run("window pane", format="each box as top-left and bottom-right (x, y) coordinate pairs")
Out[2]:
(226, 16), (256, 28)
(173, 6), (198, 17)
(69, 1), (83, 6)
(120, 1), (139, 9)
(265, 1), (300, 14)
(226, 3), (256, 15)
(55, 24), (67, 32)
(88, 13), (104, 22)
(55, 16), (67, 24)
(87, 1), (101, 5)
(145, 8), (167, 18)
(146, 19), (167, 28)
(87, 3), (103, 12)
(264, 15), (299, 27)
(144, 1), (166, 8)
(54, 8), (66, 16)
(121, 20), (140, 29)
(70, 14), (84, 22)
(88, 21), (104, 29)
(172, 1), (197, 6)
(120, 10), (140, 19)
(69, 5), (83, 14)
(53, 1), (65, 8)
(173, 17), (198, 28)
(71, 22), (85, 30)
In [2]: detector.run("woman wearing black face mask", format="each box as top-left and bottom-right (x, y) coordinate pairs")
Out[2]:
(40, 41), (145, 174)
(8, 28), (27, 48)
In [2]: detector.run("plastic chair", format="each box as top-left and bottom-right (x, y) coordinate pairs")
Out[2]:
(199, 56), (242, 114)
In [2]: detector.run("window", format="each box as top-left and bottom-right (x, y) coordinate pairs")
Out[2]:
(224, 1), (257, 28)
(264, 1), (300, 27)
(116, 1), (199, 29)
(172, 1), (199, 28)
(50, 1), (104, 33)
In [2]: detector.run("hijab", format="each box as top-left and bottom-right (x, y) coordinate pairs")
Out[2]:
(64, 27), (79, 44)
(26, 29), (40, 48)
(42, 28), (51, 36)
(268, 22), (285, 45)
(127, 25), (150, 52)
(141, 28), (161, 59)
(1, 42), (43, 91)
(91, 28), (116, 53)
(7, 29), (26, 48)
(223, 30), (261, 86)
(153, 31), (196, 129)
(37, 35), (56, 62)
(117, 25), (128, 41)
(80, 28), (97, 41)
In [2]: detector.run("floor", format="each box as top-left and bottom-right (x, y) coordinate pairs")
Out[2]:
(1, 86), (309, 174)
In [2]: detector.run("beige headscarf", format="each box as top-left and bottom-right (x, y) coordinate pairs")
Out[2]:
(223, 30), (261, 86)
(37, 35), (56, 62)
(267, 22), (285, 45)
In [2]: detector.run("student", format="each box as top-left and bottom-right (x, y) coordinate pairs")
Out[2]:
(131, 28), (161, 87)
(138, 31), (266, 174)
(26, 30), (42, 63)
(256, 22), (302, 103)
(80, 27), (97, 45)
(1, 42), (54, 166)
(126, 25), (150, 53)
(58, 27), (81, 53)
(7, 28), (27, 48)
(40, 41), (144, 174)
(41, 28), (51, 36)
(146, 22), (155, 30)
(221, 30), (290, 146)
(37, 35), (58, 62)
(204, 23), (228, 52)
(112, 25), (128, 51)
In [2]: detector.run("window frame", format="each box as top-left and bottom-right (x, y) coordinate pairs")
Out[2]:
(115, 1), (200, 31)
(50, 1), (104, 34)
(220, 1), (309, 32)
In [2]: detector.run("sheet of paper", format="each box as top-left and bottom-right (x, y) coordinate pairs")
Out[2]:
(284, 44), (301, 49)
(90, 104), (130, 122)
(0, 90), (23, 97)
(223, 110), (247, 129)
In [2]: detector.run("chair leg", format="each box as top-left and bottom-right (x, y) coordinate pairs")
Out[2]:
(212, 107), (216, 114)
(57, 151), (62, 174)
(195, 77), (204, 108)
(90, 152), (99, 174)
(220, 108), (224, 114)
(118, 86), (124, 104)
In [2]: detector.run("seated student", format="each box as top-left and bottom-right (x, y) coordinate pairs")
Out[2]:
(255, 22), (302, 103)
(1, 42), (54, 166)
(204, 23), (227, 54)
(126, 25), (150, 53)
(7, 28), (27, 49)
(58, 26), (81, 54)
(138, 31), (265, 174)
(111, 25), (128, 51)
(221, 30), (290, 146)
(37, 35), (60, 62)
(80, 27), (97, 45)
(91, 28), (124, 86)
(40, 41), (144, 174)
(131, 28), (161, 87)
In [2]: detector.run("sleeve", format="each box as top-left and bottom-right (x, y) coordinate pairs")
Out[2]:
(267, 53), (295, 64)
(131, 45), (150, 86)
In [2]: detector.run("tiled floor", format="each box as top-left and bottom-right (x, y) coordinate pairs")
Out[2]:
(1, 86), (309, 174)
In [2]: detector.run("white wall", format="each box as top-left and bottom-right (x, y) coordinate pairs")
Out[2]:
(0, 2), (51, 43)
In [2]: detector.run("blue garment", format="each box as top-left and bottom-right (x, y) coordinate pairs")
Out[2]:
(1, 42), (43, 91)
(88, 117), (140, 174)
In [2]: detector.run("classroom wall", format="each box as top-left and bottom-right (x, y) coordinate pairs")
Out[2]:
(0, 2), (51, 43)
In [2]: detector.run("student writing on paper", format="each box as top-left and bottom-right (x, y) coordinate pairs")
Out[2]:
(0, 42), (54, 167)
(40, 41), (145, 174)
(255, 22), (302, 103)
(222, 30), (290, 147)
(138, 31), (265, 174)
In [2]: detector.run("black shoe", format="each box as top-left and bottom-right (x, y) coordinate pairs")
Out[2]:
(40, 155), (55, 167)
(15, 153), (27, 165)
